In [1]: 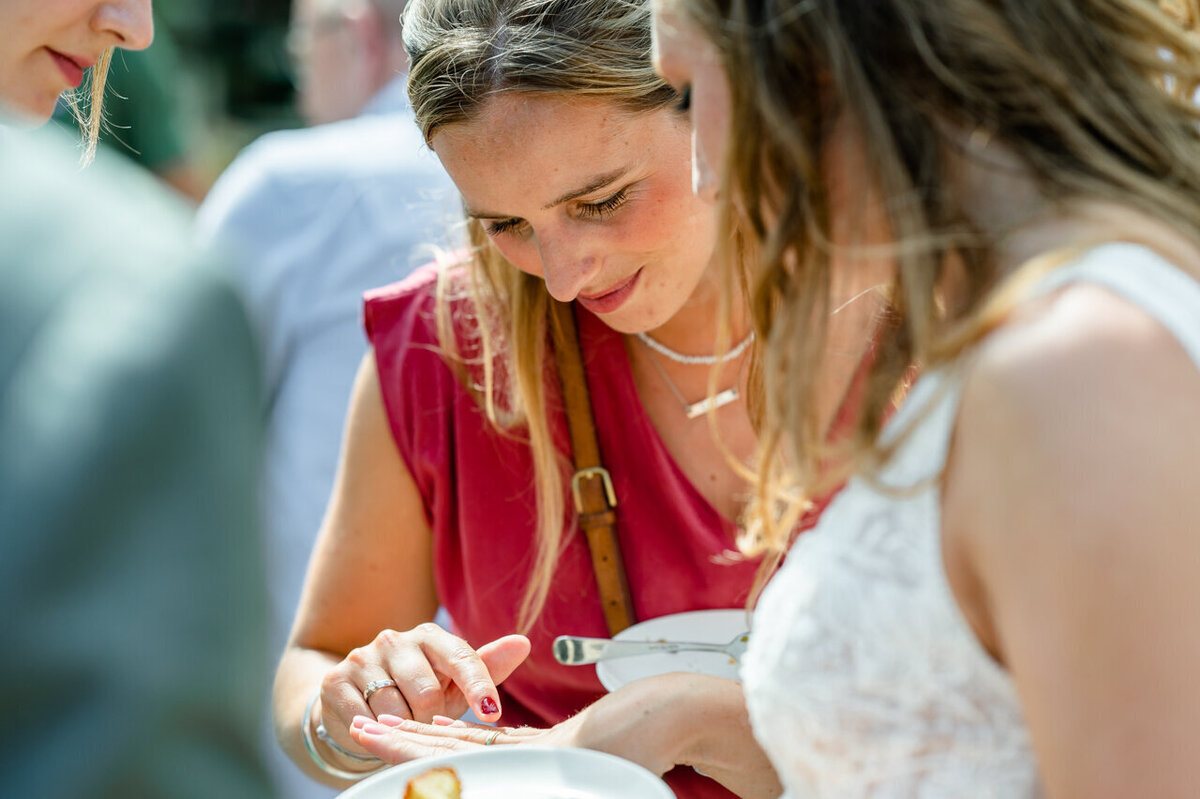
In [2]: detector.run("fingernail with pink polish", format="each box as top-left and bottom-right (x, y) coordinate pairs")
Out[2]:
(377, 714), (405, 726)
(360, 721), (389, 735)
(351, 715), (372, 730)
(480, 696), (499, 716)
(432, 715), (456, 726)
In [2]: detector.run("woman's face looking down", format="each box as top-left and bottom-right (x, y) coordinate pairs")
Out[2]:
(431, 93), (722, 335)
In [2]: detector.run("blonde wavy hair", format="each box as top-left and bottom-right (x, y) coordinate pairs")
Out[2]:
(62, 49), (114, 165)
(403, 0), (681, 631)
(674, 0), (1200, 556)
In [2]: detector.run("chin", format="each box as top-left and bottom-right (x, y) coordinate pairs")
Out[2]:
(31, 101), (59, 123)
(596, 303), (681, 336)
(3, 106), (53, 127)
(13, 90), (63, 124)
(599, 318), (648, 336)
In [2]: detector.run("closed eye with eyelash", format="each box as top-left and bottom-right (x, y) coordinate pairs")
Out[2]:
(483, 186), (631, 236)
(577, 187), (629, 220)
(484, 217), (525, 236)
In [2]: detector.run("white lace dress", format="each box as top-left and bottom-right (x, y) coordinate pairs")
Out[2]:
(741, 244), (1200, 798)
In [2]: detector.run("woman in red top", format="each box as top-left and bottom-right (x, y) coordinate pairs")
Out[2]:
(274, 1), (881, 796)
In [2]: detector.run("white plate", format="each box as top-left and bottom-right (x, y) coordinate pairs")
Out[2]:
(595, 609), (750, 692)
(337, 746), (675, 799)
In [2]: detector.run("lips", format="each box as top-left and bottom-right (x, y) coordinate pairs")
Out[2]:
(47, 50), (92, 89)
(576, 269), (642, 315)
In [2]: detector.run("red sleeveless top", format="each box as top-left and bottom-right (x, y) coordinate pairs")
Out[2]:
(365, 265), (790, 798)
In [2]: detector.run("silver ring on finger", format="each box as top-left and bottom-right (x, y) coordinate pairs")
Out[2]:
(483, 730), (501, 746)
(363, 678), (397, 703)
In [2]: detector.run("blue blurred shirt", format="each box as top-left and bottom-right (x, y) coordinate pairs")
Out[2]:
(196, 75), (458, 799)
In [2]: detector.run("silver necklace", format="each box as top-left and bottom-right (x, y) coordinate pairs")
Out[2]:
(634, 330), (754, 365)
(637, 339), (744, 420)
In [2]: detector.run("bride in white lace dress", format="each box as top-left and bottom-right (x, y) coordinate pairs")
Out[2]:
(653, 1), (1200, 796)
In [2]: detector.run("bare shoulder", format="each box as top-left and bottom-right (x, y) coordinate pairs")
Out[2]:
(948, 266), (1200, 531)
(941, 255), (1200, 794)
(941, 268), (1200, 654)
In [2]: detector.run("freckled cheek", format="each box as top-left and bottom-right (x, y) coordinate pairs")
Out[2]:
(611, 201), (687, 258)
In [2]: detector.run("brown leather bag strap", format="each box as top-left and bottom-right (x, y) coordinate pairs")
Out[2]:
(549, 299), (635, 636)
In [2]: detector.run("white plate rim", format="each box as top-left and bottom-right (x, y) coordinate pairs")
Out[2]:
(336, 744), (675, 799)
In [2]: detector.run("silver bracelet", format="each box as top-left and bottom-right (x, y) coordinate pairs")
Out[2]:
(318, 719), (381, 763)
(301, 690), (385, 781)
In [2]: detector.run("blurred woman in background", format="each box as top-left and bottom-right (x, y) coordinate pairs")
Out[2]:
(0, 0), (153, 160)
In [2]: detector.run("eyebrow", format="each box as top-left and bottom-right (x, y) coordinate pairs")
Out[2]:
(464, 168), (629, 219)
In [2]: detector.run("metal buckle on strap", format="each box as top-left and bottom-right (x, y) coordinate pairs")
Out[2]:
(571, 466), (617, 513)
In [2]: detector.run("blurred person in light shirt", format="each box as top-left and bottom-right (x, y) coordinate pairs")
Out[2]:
(289, 0), (411, 124)
(196, 1), (456, 797)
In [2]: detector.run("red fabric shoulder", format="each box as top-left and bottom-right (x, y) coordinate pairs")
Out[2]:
(363, 261), (441, 352)
(361, 263), (463, 527)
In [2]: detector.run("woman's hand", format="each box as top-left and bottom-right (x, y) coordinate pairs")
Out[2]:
(278, 356), (532, 785)
(317, 625), (531, 760)
(348, 703), (679, 778)
(347, 672), (783, 799)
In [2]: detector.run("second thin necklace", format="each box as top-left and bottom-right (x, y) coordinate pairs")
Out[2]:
(635, 331), (753, 419)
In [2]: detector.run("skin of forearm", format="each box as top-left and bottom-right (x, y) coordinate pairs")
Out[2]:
(669, 675), (783, 799)
(274, 645), (370, 788)
(581, 673), (781, 798)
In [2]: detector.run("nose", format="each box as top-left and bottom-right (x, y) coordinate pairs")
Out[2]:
(692, 129), (720, 204)
(536, 234), (602, 303)
(93, 0), (155, 51)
